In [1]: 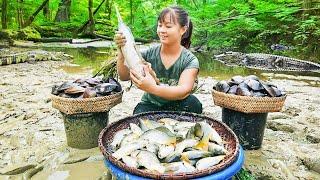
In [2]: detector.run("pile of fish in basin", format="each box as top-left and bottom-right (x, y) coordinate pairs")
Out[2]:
(51, 77), (122, 98)
(214, 75), (285, 97)
(109, 118), (231, 174)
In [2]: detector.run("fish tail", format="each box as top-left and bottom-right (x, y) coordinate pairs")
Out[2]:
(114, 4), (123, 24)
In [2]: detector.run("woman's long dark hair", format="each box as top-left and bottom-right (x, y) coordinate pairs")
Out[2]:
(158, 6), (193, 49)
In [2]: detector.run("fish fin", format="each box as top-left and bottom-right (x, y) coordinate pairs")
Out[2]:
(181, 154), (191, 164)
(195, 136), (209, 151)
(144, 119), (152, 129)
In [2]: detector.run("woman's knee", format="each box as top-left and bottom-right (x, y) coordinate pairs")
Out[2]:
(133, 102), (160, 115)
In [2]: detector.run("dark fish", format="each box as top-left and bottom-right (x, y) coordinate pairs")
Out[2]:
(215, 81), (230, 93)
(74, 78), (86, 83)
(245, 79), (264, 91)
(57, 82), (77, 92)
(228, 85), (238, 94)
(261, 83), (276, 97)
(64, 86), (85, 94)
(231, 75), (244, 84)
(95, 83), (118, 96)
(272, 86), (282, 97)
(245, 75), (259, 81)
(105, 77), (122, 92)
(51, 85), (60, 95)
(236, 83), (252, 96)
(83, 87), (97, 98)
(52, 77), (122, 98)
(86, 77), (102, 86)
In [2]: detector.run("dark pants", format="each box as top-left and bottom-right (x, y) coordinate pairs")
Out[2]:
(133, 95), (203, 115)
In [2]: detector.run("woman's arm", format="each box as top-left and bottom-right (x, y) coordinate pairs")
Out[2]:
(130, 67), (198, 100)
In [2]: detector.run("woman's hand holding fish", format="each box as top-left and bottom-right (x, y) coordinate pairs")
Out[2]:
(114, 31), (126, 48)
(130, 66), (157, 92)
(142, 62), (160, 84)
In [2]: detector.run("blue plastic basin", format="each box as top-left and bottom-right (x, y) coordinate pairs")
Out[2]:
(104, 146), (244, 180)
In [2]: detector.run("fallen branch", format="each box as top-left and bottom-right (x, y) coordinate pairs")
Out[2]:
(29, 37), (72, 43)
(92, 33), (113, 41)
(93, 33), (153, 43)
(71, 38), (103, 44)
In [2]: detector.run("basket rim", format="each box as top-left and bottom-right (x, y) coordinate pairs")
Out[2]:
(212, 89), (286, 113)
(212, 89), (287, 100)
(98, 111), (240, 179)
(51, 90), (123, 102)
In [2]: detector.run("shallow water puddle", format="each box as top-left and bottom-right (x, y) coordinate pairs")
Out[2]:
(33, 161), (108, 180)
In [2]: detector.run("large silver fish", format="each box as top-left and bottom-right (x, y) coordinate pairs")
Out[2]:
(115, 5), (145, 77)
(110, 129), (131, 149)
(158, 144), (175, 159)
(112, 140), (146, 160)
(141, 128), (176, 145)
(195, 121), (223, 151)
(137, 150), (165, 173)
(164, 161), (196, 173)
(175, 139), (198, 154)
(115, 5), (160, 84)
(122, 155), (139, 168)
(196, 155), (225, 170)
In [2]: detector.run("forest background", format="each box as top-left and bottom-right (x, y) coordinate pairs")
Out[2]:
(0, 0), (319, 62)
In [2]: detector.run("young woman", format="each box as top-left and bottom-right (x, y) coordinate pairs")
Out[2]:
(115, 6), (202, 114)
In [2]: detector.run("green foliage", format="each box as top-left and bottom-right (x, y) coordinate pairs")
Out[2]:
(0, 0), (319, 61)
(17, 26), (41, 39)
(235, 168), (256, 180)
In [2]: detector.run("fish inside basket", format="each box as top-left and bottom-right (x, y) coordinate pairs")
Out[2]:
(98, 111), (240, 179)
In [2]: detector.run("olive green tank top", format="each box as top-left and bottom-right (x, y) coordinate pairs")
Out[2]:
(141, 44), (199, 106)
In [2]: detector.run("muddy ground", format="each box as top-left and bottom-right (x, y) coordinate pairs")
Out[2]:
(0, 59), (320, 180)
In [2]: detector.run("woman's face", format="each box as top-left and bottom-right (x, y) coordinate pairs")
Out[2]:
(157, 13), (187, 46)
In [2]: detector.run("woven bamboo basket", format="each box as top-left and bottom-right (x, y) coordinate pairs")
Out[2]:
(98, 111), (240, 180)
(212, 89), (286, 113)
(51, 91), (123, 115)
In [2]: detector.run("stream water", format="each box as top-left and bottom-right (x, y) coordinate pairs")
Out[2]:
(51, 47), (320, 87)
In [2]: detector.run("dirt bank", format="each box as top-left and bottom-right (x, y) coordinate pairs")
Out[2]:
(0, 60), (319, 179)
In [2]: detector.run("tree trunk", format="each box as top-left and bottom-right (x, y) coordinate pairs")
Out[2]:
(55, 0), (71, 22)
(23, 0), (50, 27)
(88, 0), (95, 34)
(1, 0), (8, 29)
(77, 0), (106, 34)
(17, 0), (25, 29)
(43, 0), (50, 20)
(130, 0), (134, 25)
